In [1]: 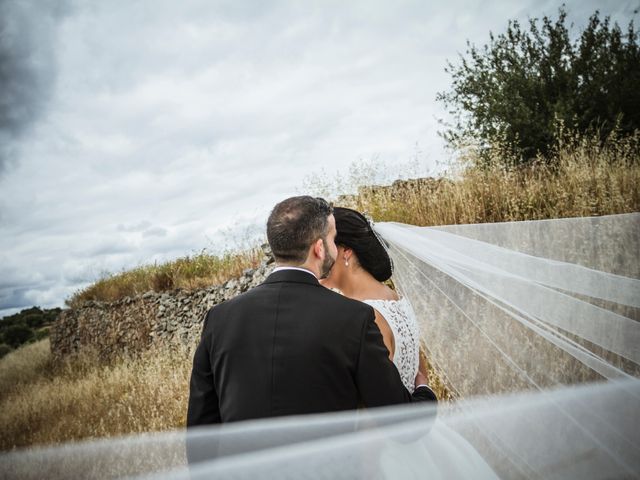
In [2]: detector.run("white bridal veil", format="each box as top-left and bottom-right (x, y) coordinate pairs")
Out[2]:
(2, 213), (639, 479)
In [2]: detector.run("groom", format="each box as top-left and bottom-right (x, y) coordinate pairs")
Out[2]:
(187, 196), (436, 427)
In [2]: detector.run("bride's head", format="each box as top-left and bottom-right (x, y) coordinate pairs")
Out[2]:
(321, 207), (392, 290)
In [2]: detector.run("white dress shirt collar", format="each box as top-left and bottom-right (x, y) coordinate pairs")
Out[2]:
(272, 265), (317, 279)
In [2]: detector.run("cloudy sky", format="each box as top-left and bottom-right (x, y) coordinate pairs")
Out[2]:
(0, 0), (635, 317)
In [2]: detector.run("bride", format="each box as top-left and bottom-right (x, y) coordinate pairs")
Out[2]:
(321, 207), (499, 479)
(320, 207), (425, 392)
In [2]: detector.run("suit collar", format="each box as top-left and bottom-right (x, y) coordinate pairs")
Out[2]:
(264, 268), (321, 286)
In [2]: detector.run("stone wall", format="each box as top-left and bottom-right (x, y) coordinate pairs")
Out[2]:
(50, 246), (275, 360)
(336, 177), (451, 207)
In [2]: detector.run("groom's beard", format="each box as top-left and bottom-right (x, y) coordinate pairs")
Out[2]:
(319, 239), (336, 279)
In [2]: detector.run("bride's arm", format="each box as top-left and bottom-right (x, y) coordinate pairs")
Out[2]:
(373, 309), (395, 360)
(418, 347), (429, 376)
(415, 347), (434, 390)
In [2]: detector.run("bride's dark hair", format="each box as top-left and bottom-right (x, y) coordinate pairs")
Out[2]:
(333, 207), (393, 282)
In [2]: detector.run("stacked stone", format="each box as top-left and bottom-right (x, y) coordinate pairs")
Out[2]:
(336, 177), (450, 207)
(51, 245), (275, 360)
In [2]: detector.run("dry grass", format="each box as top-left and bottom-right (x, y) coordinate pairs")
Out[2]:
(67, 248), (261, 308)
(0, 339), (192, 450)
(339, 130), (639, 225)
(0, 340), (55, 396)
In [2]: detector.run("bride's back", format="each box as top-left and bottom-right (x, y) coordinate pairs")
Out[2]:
(323, 206), (421, 390)
(363, 297), (421, 392)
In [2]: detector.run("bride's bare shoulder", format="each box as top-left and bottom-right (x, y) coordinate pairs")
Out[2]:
(351, 279), (399, 302)
(377, 283), (400, 302)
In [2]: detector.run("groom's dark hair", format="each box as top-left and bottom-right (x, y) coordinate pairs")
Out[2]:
(267, 196), (333, 264)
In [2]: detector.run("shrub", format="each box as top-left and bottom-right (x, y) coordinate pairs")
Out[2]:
(3, 325), (34, 349)
(24, 313), (45, 329)
(35, 328), (50, 341)
(0, 344), (12, 359)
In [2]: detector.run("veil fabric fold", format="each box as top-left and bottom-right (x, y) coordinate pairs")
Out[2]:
(375, 213), (640, 396)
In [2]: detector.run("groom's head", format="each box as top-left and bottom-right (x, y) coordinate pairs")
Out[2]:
(267, 196), (337, 277)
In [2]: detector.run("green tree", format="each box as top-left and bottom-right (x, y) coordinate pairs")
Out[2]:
(34, 328), (50, 341)
(437, 8), (640, 163)
(21, 306), (42, 316)
(24, 313), (45, 329)
(44, 308), (62, 323)
(0, 344), (12, 358)
(3, 324), (34, 349)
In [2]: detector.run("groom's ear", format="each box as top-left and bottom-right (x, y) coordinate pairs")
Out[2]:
(313, 238), (325, 259)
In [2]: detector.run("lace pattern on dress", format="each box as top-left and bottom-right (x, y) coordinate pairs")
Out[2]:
(363, 297), (420, 392)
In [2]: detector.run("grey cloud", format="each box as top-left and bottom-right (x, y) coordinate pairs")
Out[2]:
(0, 1), (71, 174)
(117, 221), (152, 233)
(117, 222), (168, 238)
(0, 286), (32, 315)
(62, 264), (98, 285)
(0, 281), (79, 319)
(85, 240), (134, 257)
(0, 259), (45, 291)
(0, 280), (56, 313)
(142, 226), (168, 238)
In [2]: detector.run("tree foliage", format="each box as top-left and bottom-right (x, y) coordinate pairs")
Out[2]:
(0, 306), (61, 351)
(437, 8), (640, 163)
(0, 344), (12, 358)
(3, 324), (34, 348)
(24, 313), (45, 329)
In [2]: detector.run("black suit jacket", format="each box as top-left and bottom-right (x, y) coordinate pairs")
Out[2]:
(187, 269), (436, 426)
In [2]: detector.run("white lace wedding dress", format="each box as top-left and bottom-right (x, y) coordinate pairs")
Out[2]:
(363, 297), (499, 480)
(363, 297), (420, 392)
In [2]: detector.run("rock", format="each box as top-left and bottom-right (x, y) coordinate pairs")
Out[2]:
(260, 242), (273, 259)
(243, 268), (255, 277)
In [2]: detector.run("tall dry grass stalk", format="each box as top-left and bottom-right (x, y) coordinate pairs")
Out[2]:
(0, 339), (192, 450)
(341, 130), (639, 225)
(67, 248), (261, 308)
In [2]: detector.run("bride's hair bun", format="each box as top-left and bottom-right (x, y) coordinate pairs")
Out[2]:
(333, 207), (393, 282)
